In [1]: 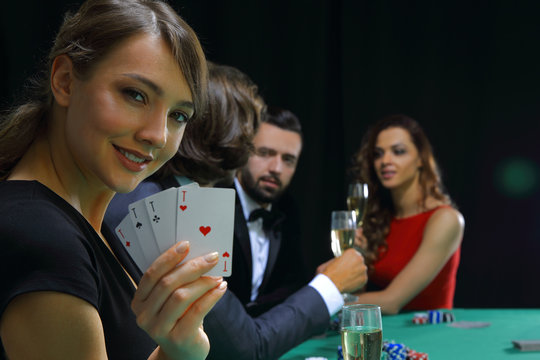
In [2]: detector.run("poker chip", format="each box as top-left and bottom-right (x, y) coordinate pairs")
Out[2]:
(428, 310), (442, 324)
(383, 340), (429, 360)
(442, 311), (455, 323)
(412, 312), (428, 324)
(384, 342), (408, 360)
(337, 345), (343, 360)
(406, 349), (429, 359)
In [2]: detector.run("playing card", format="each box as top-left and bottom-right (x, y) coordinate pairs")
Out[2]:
(144, 187), (180, 253)
(115, 214), (148, 272)
(128, 198), (161, 268)
(176, 187), (235, 277)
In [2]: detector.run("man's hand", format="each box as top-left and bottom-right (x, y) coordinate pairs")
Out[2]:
(317, 248), (367, 293)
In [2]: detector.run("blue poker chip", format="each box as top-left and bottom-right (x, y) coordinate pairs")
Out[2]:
(428, 310), (442, 324)
(337, 345), (343, 360)
(383, 342), (408, 360)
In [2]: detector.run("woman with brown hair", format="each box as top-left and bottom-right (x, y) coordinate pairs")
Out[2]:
(104, 61), (264, 230)
(348, 114), (464, 314)
(0, 1), (226, 358)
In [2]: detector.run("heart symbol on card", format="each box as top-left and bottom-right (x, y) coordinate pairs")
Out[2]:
(222, 252), (230, 257)
(199, 226), (211, 236)
(179, 205), (187, 211)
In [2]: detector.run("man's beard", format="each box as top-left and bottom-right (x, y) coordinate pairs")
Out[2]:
(239, 168), (284, 204)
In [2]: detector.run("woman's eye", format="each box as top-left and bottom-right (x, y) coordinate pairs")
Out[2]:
(170, 111), (188, 124)
(394, 148), (406, 155)
(124, 89), (146, 104)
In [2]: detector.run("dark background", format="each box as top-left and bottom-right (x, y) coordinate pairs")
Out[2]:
(1, 1), (539, 308)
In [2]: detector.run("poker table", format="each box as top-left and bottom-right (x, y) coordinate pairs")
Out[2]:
(280, 308), (540, 359)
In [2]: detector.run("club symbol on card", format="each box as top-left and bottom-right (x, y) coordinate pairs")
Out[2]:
(135, 222), (142, 229)
(152, 215), (160, 223)
(179, 205), (187, 211)
(199, 226), (211, 236)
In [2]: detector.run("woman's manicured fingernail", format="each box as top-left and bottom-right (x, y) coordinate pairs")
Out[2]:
(204, 252), (219, 263)
(176, 241), (189, 254)
(218, 281), (228, 290)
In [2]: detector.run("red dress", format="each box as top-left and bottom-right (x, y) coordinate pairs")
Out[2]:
(370, 206), (461, 310)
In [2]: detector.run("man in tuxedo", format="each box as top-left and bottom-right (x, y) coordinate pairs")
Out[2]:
(205, 107), (367, 359)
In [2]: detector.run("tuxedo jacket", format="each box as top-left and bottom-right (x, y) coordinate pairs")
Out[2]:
(104, 177), (331, 360)
(226, 185), (311, 317)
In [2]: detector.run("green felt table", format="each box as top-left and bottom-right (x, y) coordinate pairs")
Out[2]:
(280, 309), (540, 359)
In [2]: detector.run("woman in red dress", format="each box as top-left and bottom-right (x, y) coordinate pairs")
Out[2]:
(349, 114), (464, 314)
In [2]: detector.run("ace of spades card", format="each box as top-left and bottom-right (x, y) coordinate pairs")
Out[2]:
(176, 186), (235, 277)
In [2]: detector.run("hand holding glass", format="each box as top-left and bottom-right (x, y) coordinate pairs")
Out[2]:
(341, 304), (383, 360)
(347, 182), (369, 227)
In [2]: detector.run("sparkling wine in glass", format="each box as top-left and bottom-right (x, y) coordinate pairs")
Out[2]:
(347, 182), (369, 228)
(330, 210), (357, 302)
(341, 304), (383, 360)
(330, 210), (357, 257)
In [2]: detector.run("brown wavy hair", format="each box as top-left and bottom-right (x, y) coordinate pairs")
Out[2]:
(349, 114), (452, 268)
(0, 0), (207, 180)
(154, 61), (264, 185)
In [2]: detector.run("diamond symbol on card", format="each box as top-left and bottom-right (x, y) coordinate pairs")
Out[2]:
(135, 222), (142, 229)
(125, 241), (130, 247)
(152, 215), (160, 223)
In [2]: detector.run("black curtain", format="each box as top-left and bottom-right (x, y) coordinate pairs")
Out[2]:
(2, 0), (539, 308)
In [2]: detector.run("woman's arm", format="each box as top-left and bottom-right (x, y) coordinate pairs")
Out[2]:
(1, 291), (108, 360)
(0, 242), (226, 360)
(353, 207), (464, 314)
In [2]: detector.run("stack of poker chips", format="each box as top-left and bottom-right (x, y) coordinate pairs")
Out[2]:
(382, 341), (429, 360)
(412, 310), (455, 325)
(412, 312), (428, 324)
(406, 349), (429, 359)
(337, 345), (343, 360)
(383, 341), (408, 360)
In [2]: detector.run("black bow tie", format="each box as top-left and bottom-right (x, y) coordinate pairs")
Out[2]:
(248, 208), (284, 232)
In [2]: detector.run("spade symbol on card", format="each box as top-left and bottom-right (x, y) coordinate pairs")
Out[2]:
(136, 222), (142, 229)
(199, 226), (211, 236)
(179, 205), (187, 211)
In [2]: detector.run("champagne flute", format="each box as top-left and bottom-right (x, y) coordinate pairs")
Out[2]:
(341, 304), (383, 360)
(330, 210), (358, 302)
(347, 182), (369, 228)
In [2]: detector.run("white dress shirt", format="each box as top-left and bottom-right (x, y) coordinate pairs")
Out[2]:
(234, 178), (343, 315)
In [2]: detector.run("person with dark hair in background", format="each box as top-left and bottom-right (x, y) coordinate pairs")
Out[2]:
(346, 114), (464, 314)
(0, 1), (227, 359)
(204, 107), (367, 360)
(104, 61), (263, 230)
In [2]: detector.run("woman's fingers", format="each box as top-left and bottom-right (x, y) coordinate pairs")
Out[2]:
(134, 241), (191, 304)
(169, 280), (227, 340)
(354, 227), (367, 249)
(139, 251), (219, 316)
(144, 276), (225, 339)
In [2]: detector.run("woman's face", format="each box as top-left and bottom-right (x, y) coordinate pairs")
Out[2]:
(64, 33), (194, 193)
(373, 127), (422, 191)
